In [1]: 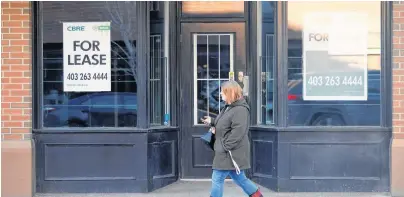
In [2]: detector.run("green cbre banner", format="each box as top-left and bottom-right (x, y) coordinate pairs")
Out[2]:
(302, 12), (368, 101)
(97, 25), (110, 31)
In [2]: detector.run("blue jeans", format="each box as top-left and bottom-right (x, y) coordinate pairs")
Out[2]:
(210, 170), (258, 197)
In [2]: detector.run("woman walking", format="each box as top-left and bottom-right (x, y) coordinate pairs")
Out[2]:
(201, 81), (263, 197)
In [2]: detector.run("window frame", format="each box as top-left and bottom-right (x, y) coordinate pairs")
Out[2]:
(280, 1), (391, 129)
(253, 1), (392, 130)
(32, 2), (147, 131)
(192, 33), (235, 125)
(149, 1), (172, 127)
(256, 1), (277, 125)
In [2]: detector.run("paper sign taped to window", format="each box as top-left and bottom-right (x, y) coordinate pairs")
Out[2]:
(302, 12), (368, 101)
(229, 71), (234, 81)
(63, 22), (111, 92)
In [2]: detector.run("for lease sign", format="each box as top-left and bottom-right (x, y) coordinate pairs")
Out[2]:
(63, 22), (111, 92)
(302, 12), (368, 101)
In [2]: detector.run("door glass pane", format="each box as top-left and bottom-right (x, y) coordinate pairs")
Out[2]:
(208, 80), (220, 117)
(194, 34), (233, 125)
(208, 35), (219, 79)
(218, 80), (226, 110)
(197, 35), (208, 79)
(220, 35), (231, 79)
(197, 80), (208, 124)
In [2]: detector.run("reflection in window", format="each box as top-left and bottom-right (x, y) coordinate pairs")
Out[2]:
(258, 2), (276, 125)
(150, 2), (170, 126)
(195, 34), (232, 125)
(42, 2), (137, 128)
(182, 1), (244, 17)
(287, 2), (381, 126)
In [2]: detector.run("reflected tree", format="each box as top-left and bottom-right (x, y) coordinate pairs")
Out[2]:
(104, 1), (137, 81)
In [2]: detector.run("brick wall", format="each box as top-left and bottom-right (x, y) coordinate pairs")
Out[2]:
(394, 2), (404, 138)
(1, 1), (32, 141)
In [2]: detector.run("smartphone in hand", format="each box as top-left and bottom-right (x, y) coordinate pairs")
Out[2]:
(201, 116), (211, 125)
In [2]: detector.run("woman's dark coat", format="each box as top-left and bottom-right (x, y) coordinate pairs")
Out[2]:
(210, 98), (250, 170)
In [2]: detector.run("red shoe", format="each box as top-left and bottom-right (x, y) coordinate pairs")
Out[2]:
(250, 188), (263, 197)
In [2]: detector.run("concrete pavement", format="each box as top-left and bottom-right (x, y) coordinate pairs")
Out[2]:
(35, 180), (392, 197)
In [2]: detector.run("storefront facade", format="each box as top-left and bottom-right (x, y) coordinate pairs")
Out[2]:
(2, 1), (403, 196)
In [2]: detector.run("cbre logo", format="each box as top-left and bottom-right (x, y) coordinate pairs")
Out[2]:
(92, 25), (110, 32)
(67, 26), (85, 31)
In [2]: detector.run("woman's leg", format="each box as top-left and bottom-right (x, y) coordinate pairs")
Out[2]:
(210, 170), (230, 197)
(229, 170), (260, 196)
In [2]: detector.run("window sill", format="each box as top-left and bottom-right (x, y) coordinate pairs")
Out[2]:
(33, 128), (149, 133)
(249, 125), (391, 132)
(33, 126), (180, 134)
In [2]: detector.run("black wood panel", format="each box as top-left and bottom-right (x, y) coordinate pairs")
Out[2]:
(147, 129), (179, 192)
(35, 129), (180, 193)
(44, 144), (138, 181)
(277, 130), (391, 192)
(192, 135), (214, 167)
(35, 132), (148, 193)
(289, 143), (381, 180)
(250, 128), (278, 191)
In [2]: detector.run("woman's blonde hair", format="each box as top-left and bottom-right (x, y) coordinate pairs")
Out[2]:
(221, 80), (243, 104)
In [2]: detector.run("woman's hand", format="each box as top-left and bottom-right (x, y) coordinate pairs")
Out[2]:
(210, 127), (216, 134)
(201, 116), (211, 125)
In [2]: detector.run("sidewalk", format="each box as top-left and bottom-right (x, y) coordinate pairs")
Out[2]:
(35, 180), (392, 197)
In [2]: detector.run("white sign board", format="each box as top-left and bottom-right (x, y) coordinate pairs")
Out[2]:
(63, 22), (111, 92)
(302, 12), (368, 101)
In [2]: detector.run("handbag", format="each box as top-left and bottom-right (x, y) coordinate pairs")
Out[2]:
(200, 127), (240, 174)
(200, 127), (216, 151)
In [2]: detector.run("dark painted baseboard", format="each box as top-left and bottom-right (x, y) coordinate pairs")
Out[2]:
(34, 127), (390, 193)
(37, 180), (149, 193)
(34, 128), (180, 193)
(250, 128), (391, 192)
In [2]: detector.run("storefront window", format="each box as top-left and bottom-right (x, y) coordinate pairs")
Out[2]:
(258, 2), (276, 125)
(287, 2), (381, 126)
(42, 2), (137, 127)
(150, 2), (170, 126)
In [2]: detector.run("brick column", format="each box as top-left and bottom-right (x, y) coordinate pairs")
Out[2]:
(393, 1), (404, 196)
(1, 1), (33, 197)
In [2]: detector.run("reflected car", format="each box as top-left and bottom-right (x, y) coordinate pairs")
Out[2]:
(287, 71), (381, 126)
(198, 81), (225, 114)
(43, 92), (137, 127)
